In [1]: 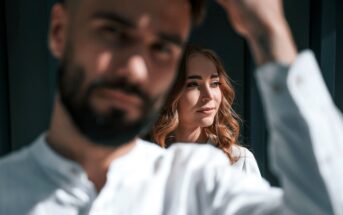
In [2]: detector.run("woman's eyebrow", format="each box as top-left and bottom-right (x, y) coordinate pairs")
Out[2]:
(211, 73), (219, 78)
(187, 73), (219, 80)
(187, 75), (202, 80)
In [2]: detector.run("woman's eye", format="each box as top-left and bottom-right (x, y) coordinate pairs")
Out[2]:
(186, 82), (199, 88)
(210, 81), (221, 88)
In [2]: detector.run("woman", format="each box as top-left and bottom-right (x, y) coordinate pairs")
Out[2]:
(151, 45), (261, 176)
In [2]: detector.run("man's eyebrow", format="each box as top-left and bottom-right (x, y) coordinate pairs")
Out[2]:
(91, 11), (184, 47)
(158, 32), (184, 47)
(91, 11), (135, 28)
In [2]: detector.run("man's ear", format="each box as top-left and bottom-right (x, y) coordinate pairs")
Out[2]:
(49, 4), (68, 59)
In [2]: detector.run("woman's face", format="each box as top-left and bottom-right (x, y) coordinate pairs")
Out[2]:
(177, 54), (222, 128)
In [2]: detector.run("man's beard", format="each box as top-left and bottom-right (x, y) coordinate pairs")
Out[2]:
(58, 58), (161, 147)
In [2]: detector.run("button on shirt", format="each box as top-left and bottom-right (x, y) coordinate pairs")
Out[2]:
(1, 51), (343, 215)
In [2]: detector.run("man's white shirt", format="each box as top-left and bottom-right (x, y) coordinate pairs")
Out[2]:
(0, 51), (342, 214)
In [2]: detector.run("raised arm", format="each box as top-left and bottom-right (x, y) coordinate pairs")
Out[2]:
(216, 0), (343, 213)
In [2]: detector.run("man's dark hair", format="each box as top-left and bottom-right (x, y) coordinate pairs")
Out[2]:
(58, 0), (206, 25)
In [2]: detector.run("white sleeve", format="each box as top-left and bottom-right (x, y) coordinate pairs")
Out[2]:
(254, 50), (343, 214)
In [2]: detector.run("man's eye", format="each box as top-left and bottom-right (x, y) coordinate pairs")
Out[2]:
(101, 25), (128, 38)
(150, 43), (174, 62)
(151, 43), (172, 53)
(99, 25), (133, 44)
(101, 25), (119, 33)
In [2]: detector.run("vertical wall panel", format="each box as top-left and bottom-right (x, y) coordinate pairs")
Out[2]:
(0, 0), (11, 156)
(310, 0), (336, 97)
(335, 0), (343, 111)
(6, 0), (55, 150)
(244, 53), (270, 180)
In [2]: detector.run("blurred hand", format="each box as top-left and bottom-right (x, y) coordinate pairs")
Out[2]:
(216, 0), (297, 65)
(216, 0), (286, 40)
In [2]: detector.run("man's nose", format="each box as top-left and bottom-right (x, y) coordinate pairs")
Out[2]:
(114, 47), (149, 85)
(127, 55), (148, 83)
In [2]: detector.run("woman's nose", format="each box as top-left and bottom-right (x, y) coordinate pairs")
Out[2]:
(201, 86), (213, 103)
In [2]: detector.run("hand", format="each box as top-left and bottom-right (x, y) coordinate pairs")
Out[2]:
(216, 0), (285, 40)
(216, 0), (297, 65)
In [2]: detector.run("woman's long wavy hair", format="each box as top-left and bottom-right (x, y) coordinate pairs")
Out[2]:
(151, 45), (241, 163)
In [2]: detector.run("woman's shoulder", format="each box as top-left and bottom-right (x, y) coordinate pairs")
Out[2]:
(231, 145), (262, 177)
(231, 145), (255, 159)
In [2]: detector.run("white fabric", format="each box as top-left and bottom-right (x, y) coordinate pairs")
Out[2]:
(231, 145), (261, 178)
(0, 50), (342, 215)
(206, 139), (261, 177)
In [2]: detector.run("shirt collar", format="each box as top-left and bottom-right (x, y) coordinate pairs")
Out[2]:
(29, 133), (95, 194)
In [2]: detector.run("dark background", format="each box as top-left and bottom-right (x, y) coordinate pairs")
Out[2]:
(1, 0), (342, 184)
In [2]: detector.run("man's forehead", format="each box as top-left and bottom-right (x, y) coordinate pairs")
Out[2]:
(77, 0), (192, 41)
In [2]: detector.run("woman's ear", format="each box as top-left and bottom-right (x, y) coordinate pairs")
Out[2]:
(49, 4), (68, 59)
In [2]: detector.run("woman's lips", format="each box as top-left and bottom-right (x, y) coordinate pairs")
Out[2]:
(196, 107), (215, 114)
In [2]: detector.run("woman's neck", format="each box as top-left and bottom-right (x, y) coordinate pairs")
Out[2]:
(174, 126), (207, 143)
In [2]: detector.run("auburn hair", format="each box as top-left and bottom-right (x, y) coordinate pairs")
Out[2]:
(151, 45), (241, 163)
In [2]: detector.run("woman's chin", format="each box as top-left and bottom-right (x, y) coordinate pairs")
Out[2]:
(198, 118), (215, 127)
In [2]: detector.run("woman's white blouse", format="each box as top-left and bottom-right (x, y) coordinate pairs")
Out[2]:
(231, 146), (262, 178)
(207, 141), (261, 178)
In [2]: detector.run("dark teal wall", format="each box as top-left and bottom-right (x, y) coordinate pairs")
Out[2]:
(336, 0), (343, 111)
(2, 0), (57, 151)
(0, 0), (11, 156)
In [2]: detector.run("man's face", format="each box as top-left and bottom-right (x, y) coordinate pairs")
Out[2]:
(51, 0), (192, 146)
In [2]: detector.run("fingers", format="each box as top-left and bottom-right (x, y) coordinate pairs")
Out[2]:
(215, 0), (231, 10)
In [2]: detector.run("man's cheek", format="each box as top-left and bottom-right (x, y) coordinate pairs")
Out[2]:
(158, 73), (177, 93)
(153, 96), (167, 113)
